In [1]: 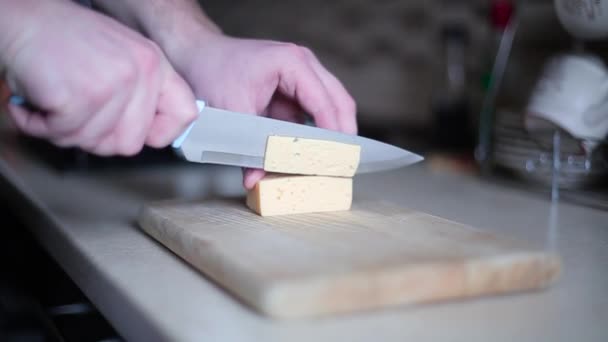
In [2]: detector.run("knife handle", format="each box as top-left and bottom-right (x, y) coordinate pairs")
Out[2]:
(8, 94), (42, 112)
(9, 94), (25, 105)
(9, 94), (205, 150)
(172, 100), (206, 149)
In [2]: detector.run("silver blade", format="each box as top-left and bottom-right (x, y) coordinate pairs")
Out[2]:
(177, 106), (423, 173)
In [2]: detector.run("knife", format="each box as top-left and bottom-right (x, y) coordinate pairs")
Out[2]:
(9, 96), (423, 173)
(175, 100), (423, 173)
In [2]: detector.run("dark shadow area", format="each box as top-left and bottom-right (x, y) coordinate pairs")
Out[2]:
(0, 204), (123, 342)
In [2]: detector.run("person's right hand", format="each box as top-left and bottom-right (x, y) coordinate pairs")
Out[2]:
(1, 1), (197, 156)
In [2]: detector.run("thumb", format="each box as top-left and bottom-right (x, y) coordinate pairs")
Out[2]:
(146, 67), (198, 148)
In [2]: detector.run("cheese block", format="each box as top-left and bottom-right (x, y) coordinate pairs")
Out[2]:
(263, 136), (361, 177)
(246, 175), (353, 216)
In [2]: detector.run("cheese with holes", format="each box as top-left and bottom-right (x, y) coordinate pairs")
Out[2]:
(263, 136), (360, 177)
(246, 175), (353, 216)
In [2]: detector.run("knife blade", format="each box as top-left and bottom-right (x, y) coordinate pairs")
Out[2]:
(174, 100), (423, 174)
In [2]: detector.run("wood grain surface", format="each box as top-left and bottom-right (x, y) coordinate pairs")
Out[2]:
(138, 199), (560, 319)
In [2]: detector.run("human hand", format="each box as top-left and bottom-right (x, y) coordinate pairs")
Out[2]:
(169, 34), (357, 189)
(1, 1), (197, 156)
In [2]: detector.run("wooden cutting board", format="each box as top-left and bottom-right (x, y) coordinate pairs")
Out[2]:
(138, 199), (560, 319)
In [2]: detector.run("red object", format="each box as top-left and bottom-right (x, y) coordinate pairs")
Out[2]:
(490, 0), (514, 30)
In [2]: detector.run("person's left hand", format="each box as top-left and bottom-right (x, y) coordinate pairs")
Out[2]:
(168, 34), (357, 189)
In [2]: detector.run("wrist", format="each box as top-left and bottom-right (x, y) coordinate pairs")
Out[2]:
(148, 11), (224, 75)
(158, 23), (225, 74)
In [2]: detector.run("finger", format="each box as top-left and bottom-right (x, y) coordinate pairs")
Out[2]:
(243, 168), (266, 190)
(109, 69), (160, 156)
(302, 49), (358, 134)
(264, 93), (306, 124)
(146, 68), (197, 148)
(91, 85), (147, 156)
(7, 103), (51, 138)
(52, 88), (131, 150)
(276, 48), (339, 131)
(89, 133), (117, 156)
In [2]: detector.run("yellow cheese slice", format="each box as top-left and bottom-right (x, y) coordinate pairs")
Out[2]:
(246, 175), (353, 216)
(263, 136), (360, 177)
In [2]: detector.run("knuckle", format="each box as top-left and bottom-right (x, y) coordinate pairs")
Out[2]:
(146, 40), (163, 55)
(345, 95), (357, 115)
(97, 76), (116, 97)
(87, 86), (112, 110)
(114, 59), (138, 87)
(136, 41), (162, 73)
(300, 46), (315, 59)
(280, 43), (308, 60)
(43, 88), (71, 112)
(85, 78), (115, 110)
(86, 58), (136, 110)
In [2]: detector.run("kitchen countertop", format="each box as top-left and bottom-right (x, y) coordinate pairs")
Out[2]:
(0, 132), (606, 342)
